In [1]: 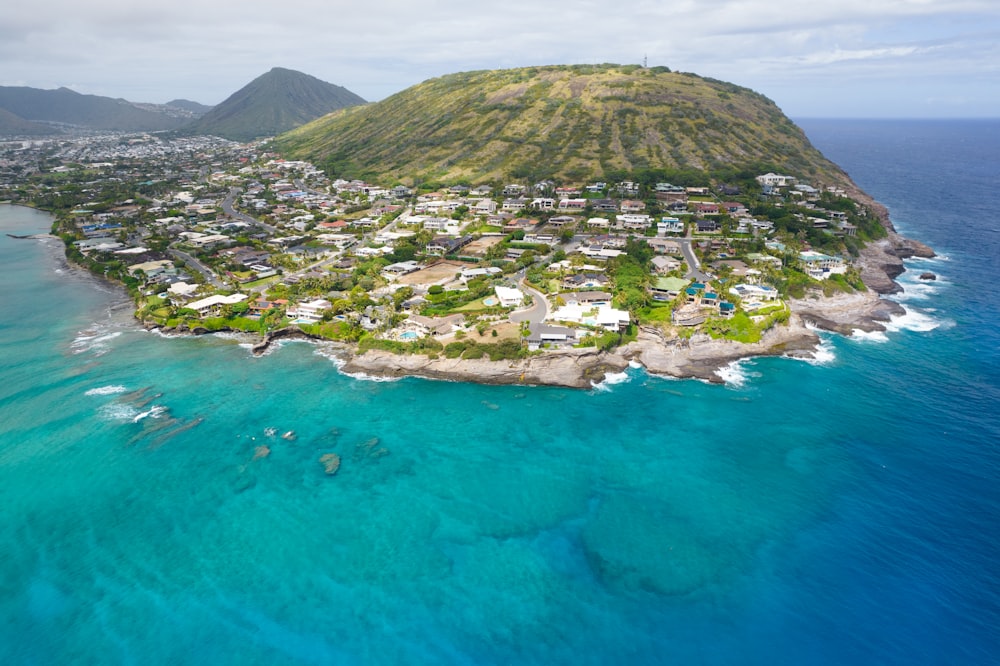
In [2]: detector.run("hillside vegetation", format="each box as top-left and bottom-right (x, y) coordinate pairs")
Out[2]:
(182, 67), (366, 142)
(274, 64), (851, 187)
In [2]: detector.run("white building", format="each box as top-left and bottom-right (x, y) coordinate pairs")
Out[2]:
(186, 293), (247, 317)
(494, 286), (523, 307)
(287, 298), (332, 323)
(756, 172), (797, 187)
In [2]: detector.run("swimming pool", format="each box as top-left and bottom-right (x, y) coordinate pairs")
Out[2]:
(399, 331), (419, 340)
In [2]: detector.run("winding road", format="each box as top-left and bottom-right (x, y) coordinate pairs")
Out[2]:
(509, 272), (550, 327)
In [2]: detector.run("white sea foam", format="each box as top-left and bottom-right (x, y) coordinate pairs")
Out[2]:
(212, 331), (255, 344)
(85, 385), (127, 396)
(905, 253), (950, 264)
(71, 329), (122, 355)
(132, 405), (167, 423)
(246, 338), (287, 357)
(313, 346), (347, 367)
(798, 337), (837, 366)
(892, 280), (940, 302)
(591, 370), (632, 392)
(98, 403), (140, 422)
(715, 360), (754, 387)
(849, 328), (890, 343)
(339, 370), (403, 383)
(883, 307), (953, 334)
(144, 328), (185, 339)
(628, 360), (643, 369)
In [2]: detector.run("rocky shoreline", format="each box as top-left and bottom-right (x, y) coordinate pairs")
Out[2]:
(335, 231), (935, 387)
(150, 228), (935, 389)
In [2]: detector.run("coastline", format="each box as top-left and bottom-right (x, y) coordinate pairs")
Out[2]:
(137, 230), (934, 388)
(334, 232), (934, 387)
(18, 196), (934, 389)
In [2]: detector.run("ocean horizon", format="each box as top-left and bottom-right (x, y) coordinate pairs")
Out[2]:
(1, 118), (998, 664)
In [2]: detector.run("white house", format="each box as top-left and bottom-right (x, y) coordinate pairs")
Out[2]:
(756, 172), (797, 187)
(473, 199), (497, 214)
(657, 217), (684, 234)
(494, 285), (523, 307)
(616, 214), (651, 230)
(186, 293), (247, 317)
(799, 250), (847, 279)
(461, 266), (503, 282)
(287, 298), (332, 323)
(558, 198), (587, 210)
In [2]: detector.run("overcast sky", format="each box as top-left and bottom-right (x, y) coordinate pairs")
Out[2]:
(2, 0), (998, 118)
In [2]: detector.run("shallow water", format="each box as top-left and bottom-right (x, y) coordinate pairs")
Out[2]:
(2, 120), (999, 664)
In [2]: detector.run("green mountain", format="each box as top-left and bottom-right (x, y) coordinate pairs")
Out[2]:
(0, 86), (189, 131)
(0, 107), (59, 137)
(181, 67), (366, 142)
(274, 64), (852, 188)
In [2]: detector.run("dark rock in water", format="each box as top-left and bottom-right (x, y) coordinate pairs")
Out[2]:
(919, 272), (937, 281)
(320, 453), (341, 475)
(893, 237), (936, 259)
(251, 326), (323, 355)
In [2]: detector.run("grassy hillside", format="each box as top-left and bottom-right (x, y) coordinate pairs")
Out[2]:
(182, 67), (366, 142)
(274, 64), (851, 187)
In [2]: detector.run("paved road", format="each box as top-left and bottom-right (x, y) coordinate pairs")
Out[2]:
(509, 272), (549, 326)
(222, 187), (277, 234)
(677, 232), (712, 282)
(169, 248), (226, 289)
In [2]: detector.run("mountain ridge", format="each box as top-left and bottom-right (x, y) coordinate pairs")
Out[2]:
(0, 86), (189, 132)
(273, 64), (852, 189)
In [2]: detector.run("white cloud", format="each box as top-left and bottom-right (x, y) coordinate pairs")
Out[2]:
(1, 0), (998, 116)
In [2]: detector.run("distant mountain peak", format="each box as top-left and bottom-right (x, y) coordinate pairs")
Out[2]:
(180, 67), (365, 142)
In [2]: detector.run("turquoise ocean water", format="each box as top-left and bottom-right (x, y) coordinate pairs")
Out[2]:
(1, 119), (998, 664)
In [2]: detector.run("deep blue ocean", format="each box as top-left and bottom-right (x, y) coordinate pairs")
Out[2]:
(1, 119), (998, 665)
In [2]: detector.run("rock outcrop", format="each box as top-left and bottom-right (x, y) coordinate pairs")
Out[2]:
(789, 290), (904, 335)
(319, 453), (341, 475)
(622, 316), (820, 383)
(250, 326), (324, 355)
(856, 231), (936, 294)
(341, 346), (630, 388)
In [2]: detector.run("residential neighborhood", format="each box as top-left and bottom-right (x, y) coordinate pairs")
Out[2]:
(0, 130), (882, 358)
